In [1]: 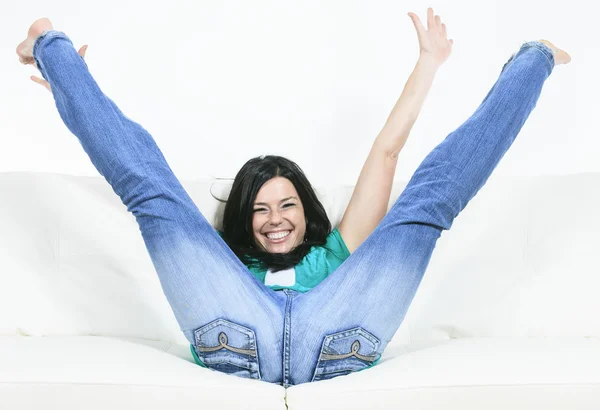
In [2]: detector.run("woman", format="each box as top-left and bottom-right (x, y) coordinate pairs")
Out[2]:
(17, 8), (570, 386)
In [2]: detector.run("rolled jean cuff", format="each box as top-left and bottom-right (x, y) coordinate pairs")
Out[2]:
(520, 40), (556, 70)
(32, 30), (73, 79)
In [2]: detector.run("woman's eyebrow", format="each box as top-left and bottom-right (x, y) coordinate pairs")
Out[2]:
(254, 196), (298, 206)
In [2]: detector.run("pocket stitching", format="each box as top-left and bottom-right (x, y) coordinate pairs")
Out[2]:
(193, 318), (260, 378)
(311, 327), (381, 382)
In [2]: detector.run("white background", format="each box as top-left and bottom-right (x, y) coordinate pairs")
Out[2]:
(1, 0), (595, 187)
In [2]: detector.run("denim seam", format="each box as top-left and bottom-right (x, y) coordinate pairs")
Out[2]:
(282, 290), (293, 387)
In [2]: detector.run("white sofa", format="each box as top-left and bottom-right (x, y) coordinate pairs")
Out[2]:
(1, 171), (599, 409)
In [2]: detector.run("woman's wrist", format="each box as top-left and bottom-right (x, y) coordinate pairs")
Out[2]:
(416, 53), (442, 73)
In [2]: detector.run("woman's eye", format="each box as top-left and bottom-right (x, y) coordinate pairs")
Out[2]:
(253, 204), (295, 213)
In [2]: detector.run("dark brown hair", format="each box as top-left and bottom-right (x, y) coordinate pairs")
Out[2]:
(221, 155), (331, 273)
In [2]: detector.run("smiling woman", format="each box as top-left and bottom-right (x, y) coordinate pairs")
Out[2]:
(220, 155), (332, 274)
(214, 155), (354, 297)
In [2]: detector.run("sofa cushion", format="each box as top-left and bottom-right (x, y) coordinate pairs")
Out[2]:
(0, 336), (285, 409)
(287, 337), (600, 409)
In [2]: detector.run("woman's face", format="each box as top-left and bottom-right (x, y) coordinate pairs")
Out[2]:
(252, 177), (306, 254)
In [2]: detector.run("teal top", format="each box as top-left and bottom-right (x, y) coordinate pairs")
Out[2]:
(190, 227), (381, 370)
(243, 227), (351, 292)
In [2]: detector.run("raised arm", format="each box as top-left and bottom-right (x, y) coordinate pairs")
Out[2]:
(338, 7), (453, 253)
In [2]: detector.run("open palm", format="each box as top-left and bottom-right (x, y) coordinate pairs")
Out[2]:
(408, 7), (453, 67)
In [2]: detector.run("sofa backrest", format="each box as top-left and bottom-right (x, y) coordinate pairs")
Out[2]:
(1, 172), (599, 346)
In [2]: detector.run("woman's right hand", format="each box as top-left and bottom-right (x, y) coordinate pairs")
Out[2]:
(31, 45), (88, 93)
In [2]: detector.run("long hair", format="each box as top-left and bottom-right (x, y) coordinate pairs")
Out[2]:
(221, 155), (331, 273)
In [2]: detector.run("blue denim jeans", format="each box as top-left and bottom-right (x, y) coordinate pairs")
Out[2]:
(33, 31), (555, 387)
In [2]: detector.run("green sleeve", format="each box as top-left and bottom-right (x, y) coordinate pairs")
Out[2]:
(321, 227), (351, 275)
(325, 227), (351, 259)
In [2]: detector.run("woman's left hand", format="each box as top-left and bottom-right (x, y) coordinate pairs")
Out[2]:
(408, 7), (453, 67)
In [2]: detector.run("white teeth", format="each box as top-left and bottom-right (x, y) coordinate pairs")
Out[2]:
(266, 231), (291, 240)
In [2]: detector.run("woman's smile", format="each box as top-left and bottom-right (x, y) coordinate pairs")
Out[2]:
(264, 230), (292, 242)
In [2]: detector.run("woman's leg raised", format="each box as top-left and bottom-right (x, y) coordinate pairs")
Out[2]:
(289, 41), (559, 385)
(30, 28), (286, 383)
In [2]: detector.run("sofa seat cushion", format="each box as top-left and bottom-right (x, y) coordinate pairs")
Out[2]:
(0, 336), (285, 409)
(286, 337), (600, 409)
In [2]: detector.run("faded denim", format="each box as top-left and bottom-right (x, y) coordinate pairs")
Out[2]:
(33, 31), (554, 387)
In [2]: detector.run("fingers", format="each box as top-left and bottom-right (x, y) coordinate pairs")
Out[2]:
(410, 8), (454, 50)
(78, 44), (88, 58)
(416, 8), (447, 34)
(427, 7), (434, 30)
(31, 75), (51, 93)
(408, 12), (426, 41)
(30, 75), (43, 85)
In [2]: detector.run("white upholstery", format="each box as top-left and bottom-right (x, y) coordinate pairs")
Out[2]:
(1, 171), (599, 409)
(288, 338), (600, 409)
(0, 336), (284, 409)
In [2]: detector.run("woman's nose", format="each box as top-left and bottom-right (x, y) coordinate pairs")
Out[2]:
(269, 210), (283, 225)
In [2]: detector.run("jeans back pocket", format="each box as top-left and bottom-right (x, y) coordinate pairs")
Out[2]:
(311, 326), (381, 382)
(193, 318), (261, 380)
